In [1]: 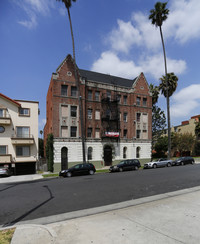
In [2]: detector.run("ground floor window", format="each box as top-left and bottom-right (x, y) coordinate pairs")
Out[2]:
(123, 147), (127, 158)
(88, 147), (93, 160)
(136, 146), (141, 158)
(16, 146), (30, 157)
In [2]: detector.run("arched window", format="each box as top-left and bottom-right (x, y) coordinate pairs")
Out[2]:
(88, 147), (93, 160)
(136, 146), (141, 158)
(123, 147), (127, 159)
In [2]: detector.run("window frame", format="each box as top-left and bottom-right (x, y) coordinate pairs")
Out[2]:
(61, 84), (68, 96)
(16, 146), (30, 157)
(19, 108), (30, 117)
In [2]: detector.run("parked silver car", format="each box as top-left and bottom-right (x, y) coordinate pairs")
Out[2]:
(144, 158), (173, 169)
(0, 166), (12, 177)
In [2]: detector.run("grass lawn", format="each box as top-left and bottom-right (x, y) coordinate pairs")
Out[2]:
(0, 228), (15, 244)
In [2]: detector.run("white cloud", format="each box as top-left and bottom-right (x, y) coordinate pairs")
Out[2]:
(91, 52), (186, 80)
(166, 0), (200, 43)
(171, 84), (200, 118)
(108, 19), (142, 53)
(91, 51), (142, 79)
(140, 54), (187, 80)
(14, 0), (55, 29)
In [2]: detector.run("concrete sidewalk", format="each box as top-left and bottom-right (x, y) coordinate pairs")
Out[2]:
(0, 174), (43, 184)
(8, 186), (200, 244)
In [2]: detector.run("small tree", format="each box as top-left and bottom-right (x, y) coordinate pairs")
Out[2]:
(176, 133), (195, 156)
(46, 134), (54, 172)
(154, 136), (168, 158)
(39, 138), (44, 158)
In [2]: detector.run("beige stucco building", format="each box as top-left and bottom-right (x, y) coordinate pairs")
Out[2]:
(0, 93), (39, 174)
(171, 115), (200, 136)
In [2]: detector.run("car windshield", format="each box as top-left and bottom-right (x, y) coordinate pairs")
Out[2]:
(118, 161), (126, 165)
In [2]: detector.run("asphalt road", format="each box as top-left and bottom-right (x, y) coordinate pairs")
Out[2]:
(1, 164), (200, 227)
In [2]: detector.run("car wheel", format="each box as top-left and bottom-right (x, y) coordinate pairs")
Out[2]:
(191, 161), (195, 165)
(89, 170), (94, 175)
(134, 166), (139, 170)
(181, 161), (184, 166)
(153, 164), (157, 169)
(66, 172), (72, 177)
(119, 167), (123, 172)
(167, 163), (171, 167)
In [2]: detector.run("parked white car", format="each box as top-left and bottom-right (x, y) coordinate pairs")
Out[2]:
(144, 158), (173, 169)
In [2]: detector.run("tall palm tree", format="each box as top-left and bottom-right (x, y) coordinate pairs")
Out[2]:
(159, 73), (178, 97)
(56, 0), (86, 163)
(149, 2), (171, 159)
(149, 83), (160, 105)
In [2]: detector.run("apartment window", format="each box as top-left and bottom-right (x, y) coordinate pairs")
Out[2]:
(70, 126), (77, 137)
(0, 109), (6, 117)
(123, 112), (128, 122)
(61, 85), (68, 96)
(88, 90), (92, 100)
(0, 109), (3, 117)
(136, 97), (141, 106)
(87, 128), (92, 138)
(16, 127), (30, 138)
(71, 106), (77, 117)
(71, 86), (77, 97)
(61, 126), (68, 137)
(124, 129), (127, 138)
(143, 98), (147, 106)
(123, 95), (127, 105)
(88, 109), (93, 119)
(136, 113), (141, 122)
(16, 146), (30, 157)
(95, 128), (100, 138)
(88, 147), (93, 160)
(136, 130), (141, 139)
(61, 105), (68, 117)
(0, 146), (7, 155)
(107, 91), (111, 100)
(0, 126), (5, 133)
(117, 94), (121, 103)
(95, 91), (100, 101)
(95, 110), (100, 120)
(19, 108), (30, 116)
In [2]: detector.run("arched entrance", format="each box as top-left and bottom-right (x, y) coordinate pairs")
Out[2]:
(104, 145), (112, 166)
(61, 147), (68, 170)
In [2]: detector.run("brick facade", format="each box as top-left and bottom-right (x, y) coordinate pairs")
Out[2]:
(44, 55), (152, 171)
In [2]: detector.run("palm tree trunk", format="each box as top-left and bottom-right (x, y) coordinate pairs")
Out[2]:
(159, 26), (171, 159)
(67, 8), (86, 163)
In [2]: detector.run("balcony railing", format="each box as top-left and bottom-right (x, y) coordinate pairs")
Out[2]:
(0, 113), (11, 125)
(11, 134), (34, 144)
(0, 154), (12, 163)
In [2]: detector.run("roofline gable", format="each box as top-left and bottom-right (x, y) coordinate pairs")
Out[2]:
(0, 93), (21, 107)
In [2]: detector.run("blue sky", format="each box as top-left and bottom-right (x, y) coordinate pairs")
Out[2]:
(1, 0), (200, 133)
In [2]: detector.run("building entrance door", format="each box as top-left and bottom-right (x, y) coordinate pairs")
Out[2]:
(104, 145), (112, 166)
(61, 147), (68, 170)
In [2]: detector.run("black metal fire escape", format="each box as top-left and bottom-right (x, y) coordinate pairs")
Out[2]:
(101, 94), (120, 142)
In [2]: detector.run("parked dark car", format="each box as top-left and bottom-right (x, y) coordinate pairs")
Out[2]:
(59, 163), (96, 177)
(0, 166), (12, 177)
(143, 158), (173, 169)
(172, 157), (195, 166)
(109, 159), (141, 173)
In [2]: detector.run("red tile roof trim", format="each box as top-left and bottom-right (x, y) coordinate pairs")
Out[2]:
(0, 93), (21, 107)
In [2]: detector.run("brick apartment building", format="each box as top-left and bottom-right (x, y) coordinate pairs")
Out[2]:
(44, 55), (152, 172)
